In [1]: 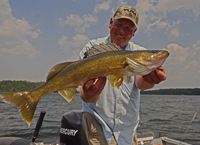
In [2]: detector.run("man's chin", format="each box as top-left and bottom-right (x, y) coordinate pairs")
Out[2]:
(114, 41), (125, 48)
(113, 39), (123, 45)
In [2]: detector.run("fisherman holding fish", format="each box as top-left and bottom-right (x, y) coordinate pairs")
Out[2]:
(80, 5), (167, 145)
(0, 4), (168, 145)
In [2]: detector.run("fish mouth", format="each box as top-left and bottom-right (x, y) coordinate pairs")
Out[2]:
(156, 51), (170, 59)
(146, 57), (167, 70)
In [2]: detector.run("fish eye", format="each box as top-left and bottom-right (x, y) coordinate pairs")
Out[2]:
(152, 50), (158, 53)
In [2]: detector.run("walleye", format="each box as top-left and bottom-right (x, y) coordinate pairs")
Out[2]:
(0, 43), (169, 125)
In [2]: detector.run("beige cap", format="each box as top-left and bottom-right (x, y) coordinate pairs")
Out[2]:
(113, 5), (139, 27)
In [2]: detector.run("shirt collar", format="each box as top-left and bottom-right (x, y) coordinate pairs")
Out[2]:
(106, 35), (131, 51)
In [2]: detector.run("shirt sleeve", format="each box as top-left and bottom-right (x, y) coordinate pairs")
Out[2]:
(79, 36), (108, 59)
(132, 43), (146, 51)
(79, 41), (92, 59)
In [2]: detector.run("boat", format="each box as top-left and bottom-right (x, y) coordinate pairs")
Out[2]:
(0, 110), (192, 145)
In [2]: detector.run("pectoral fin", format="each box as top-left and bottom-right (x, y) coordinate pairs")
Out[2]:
(126, 57), (152, 76)
(109, 75), (123, 88)
(123, 76), (131, 84)
(58, 88), (77, 102)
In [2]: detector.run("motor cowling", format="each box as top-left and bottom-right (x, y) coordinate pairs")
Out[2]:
(60, 110), (88, 145)
(0, 137), (29, 145)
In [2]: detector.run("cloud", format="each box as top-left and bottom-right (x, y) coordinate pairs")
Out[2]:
(93, 0), (112, 14)
(66, 49), (81, 61)
(59, 14), (98, 33)
(0, 39), (38, 58)
(59, 0), (112, 33)
(0, 18), (40, 38)
(167, 43), (189, 64)
(192, 39), (200, 55)
(117, 0), (128, 6)
(136, 0), (200, 38)
(59, 14), (83, 29)
(182, 60), (200, 71)
(165, 41), (200, 87)
(58, 34), (89, 50)
(157, 0), (200, 19)
(0, 0), (40, 58)
(145, 18), (182, 38)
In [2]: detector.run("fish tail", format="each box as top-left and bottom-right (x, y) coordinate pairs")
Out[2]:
(0, 91), (39, 126)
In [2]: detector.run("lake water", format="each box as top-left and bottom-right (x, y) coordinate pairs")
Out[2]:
(0, 93), (199, 144)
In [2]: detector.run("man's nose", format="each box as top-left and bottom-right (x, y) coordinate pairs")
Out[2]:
(118, 27), (125, 34)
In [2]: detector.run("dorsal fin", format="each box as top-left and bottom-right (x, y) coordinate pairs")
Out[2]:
(84, 42), (122, 58)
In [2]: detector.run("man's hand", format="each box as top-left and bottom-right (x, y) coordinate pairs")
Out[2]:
(142, 66), (166, 84)
(80, 77), (106, 103)
(135, 66), (166, 90)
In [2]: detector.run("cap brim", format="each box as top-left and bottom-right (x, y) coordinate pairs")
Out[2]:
(114, 15), (137, 27)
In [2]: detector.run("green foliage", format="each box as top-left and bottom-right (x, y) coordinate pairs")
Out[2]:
(0, 80), (199, 95)
(141, 88), (200, 95)
(0, 80), (80, 93)
(0, 80), (44, 92)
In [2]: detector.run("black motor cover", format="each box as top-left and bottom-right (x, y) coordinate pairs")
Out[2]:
(0, 137), (29, 145)
(60, 110), (88, 145)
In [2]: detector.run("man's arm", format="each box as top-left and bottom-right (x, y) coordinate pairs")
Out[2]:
(80, 77), (106, 103)
(135, 66), (166, 90)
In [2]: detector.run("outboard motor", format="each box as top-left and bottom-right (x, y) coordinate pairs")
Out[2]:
(0, 137), (29, 145)
(60, 110), (89, 145)
(0, 110), (88, 145)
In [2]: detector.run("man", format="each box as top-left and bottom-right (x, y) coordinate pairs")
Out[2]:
(79, 5), (166, 145)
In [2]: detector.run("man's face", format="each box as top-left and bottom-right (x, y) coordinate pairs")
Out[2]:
(109, 18), (137, 49)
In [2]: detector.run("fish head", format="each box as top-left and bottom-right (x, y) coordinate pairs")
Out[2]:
(126, 50), (169, 76)
(136, 50), (170, 69)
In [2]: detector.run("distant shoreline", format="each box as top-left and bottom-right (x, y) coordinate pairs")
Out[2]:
(0, 80), (200, 95)
(141, 88), (200, 95)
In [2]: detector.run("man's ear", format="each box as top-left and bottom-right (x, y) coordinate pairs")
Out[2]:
(109, 17), (114, 29)
(132, 27), (137, 36)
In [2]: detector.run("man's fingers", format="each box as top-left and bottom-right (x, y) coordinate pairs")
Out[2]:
(83, 77), (106, 96)
(89, 77), (106, 92)
(143, 67), (166, 84)
(83, 79), (96, 89)
(156, 70), (166, 81)
(97, 77), (106, 91)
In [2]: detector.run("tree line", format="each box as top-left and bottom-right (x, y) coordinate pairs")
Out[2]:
(0, 80), (44, 92)
(0, 80), (200, 95)
(141, 88), (200, 95)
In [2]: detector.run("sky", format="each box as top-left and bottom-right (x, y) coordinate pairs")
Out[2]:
(0, 0), (200, 90)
